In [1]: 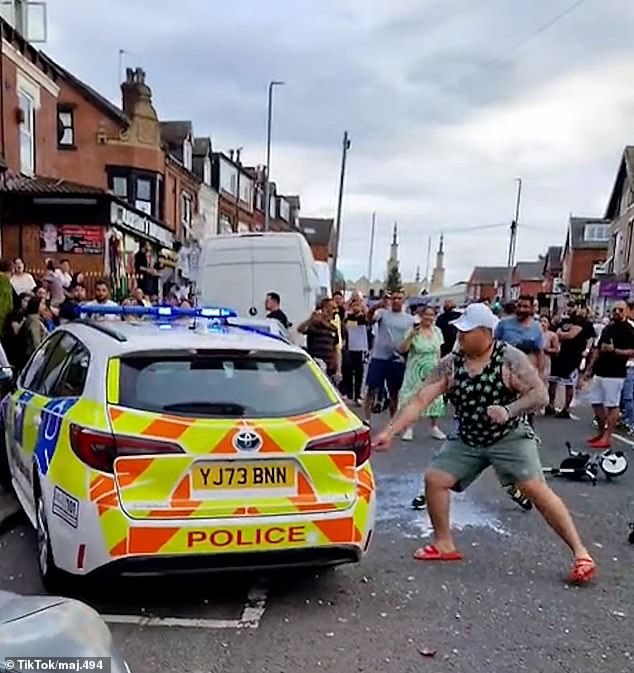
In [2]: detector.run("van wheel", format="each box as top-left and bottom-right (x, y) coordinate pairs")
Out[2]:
(34, 483), (69, 594)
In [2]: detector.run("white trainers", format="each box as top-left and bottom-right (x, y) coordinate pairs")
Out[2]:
(430, 426), (446, 441)
(402, 427), (414, 441)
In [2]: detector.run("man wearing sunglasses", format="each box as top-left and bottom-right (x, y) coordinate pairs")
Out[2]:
(584, 300), (634, 448)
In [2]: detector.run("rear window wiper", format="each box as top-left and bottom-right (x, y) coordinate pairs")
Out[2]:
(161, 402), (250, 416)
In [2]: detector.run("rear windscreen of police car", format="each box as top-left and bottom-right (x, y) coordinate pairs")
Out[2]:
(118, 353), (333, 417)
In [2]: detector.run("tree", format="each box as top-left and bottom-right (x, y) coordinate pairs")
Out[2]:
(385, 264), (402, 293)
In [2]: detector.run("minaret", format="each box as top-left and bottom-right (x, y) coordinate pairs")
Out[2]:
(387, 221), (399, 276)
(430, 233), (445, 292)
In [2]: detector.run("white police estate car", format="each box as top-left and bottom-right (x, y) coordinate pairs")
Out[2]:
(1, 305), (375, 588)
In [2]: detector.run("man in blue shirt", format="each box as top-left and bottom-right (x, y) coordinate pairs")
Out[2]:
(495, 295), (545, 373)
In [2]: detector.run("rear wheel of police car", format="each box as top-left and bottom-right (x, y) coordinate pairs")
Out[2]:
(34, 476), (69, 592)
(0, 421), (13, 492)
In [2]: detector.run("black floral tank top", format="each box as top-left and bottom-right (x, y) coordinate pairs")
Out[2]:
(448, 342), (519, 448)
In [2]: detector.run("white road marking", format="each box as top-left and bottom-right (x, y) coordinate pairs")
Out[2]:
(613, 433), (634, 447)
(102, 614), (242, 629)
(101, 576), (270, 630)
(237, 577), (270, 628)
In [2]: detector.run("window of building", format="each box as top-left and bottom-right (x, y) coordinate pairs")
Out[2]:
(239, 176), (253, 207)
(57, 105), (75, 148)
(279, 198), (290, 222)
(136, 177), (153, 214)
(584, 224), (610, 242)
(219, 158), (238, 196)
(18, 90), (35, 175)
(0, 1), (47, 42)
(183, 139), (193, 171)
(181, 192), (193, 238)
(112, 176), (128, 199)
(219, 214), (232, 234)
(108, 169), (159, 218)
(203, 157), (212, 186)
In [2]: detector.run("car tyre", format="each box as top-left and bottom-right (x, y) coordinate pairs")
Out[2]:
(34, 482), (69, 593)
(0, 425), (13, 492)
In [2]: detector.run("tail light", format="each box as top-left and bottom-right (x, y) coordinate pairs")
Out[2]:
(69, 424), (183, 473)
(305, 427), (371, 466)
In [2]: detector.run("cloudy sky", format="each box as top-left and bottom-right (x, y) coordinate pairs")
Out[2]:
(46, 0), (633, 285)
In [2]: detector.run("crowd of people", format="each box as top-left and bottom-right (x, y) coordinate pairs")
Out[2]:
(293, 286), (634, 584)
(0, 256), (194, 374)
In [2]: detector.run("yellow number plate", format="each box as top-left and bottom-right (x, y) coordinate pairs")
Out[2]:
(192, 462), (296, 490)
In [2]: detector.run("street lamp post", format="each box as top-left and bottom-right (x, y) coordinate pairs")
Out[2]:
(264, 80), (284, 232)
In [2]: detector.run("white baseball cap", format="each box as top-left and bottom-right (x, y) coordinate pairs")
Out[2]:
(451, 303), (499, 332)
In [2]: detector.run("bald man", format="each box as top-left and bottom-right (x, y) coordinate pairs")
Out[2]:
(584, 300), (634, 448)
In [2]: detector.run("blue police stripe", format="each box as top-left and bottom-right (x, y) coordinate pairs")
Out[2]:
(34, 397), (79, 475)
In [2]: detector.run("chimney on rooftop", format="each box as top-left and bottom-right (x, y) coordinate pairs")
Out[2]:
(121, 66), (153, 117)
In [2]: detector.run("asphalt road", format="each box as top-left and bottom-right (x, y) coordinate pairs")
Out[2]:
(1, 406), (633, 673)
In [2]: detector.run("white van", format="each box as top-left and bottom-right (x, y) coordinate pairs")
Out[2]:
(313, 260), (332, 299)
(196, 232), (320, 343)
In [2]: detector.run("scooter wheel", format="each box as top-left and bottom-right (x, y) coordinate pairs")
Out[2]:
(601, 452), (628, 478)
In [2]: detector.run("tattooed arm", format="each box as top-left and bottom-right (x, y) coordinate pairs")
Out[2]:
(380, 355), (455, 438)
(502, 346), (549, 416)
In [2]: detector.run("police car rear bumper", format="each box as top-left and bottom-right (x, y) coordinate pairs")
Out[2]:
(98, 546), (363, 577)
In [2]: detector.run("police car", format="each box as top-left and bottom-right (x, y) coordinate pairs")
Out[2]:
(0, 305), (375, 590)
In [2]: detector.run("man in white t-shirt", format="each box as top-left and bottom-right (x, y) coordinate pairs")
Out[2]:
(55, 259), (73, 290)
(87, 280), (119, 321)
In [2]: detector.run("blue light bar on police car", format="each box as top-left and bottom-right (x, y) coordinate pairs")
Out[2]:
(77, 304), (237, 319)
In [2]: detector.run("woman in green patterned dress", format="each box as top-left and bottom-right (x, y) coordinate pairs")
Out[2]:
(398, 306), (446, 441)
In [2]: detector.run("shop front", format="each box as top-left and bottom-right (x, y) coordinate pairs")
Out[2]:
(107, 200), (174, 299)
(589, 278), (632, 317)
(0, 175), (110, 286)
(0, 175), (174, 299)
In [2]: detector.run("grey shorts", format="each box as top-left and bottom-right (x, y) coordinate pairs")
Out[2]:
(429, 424), (544, 491)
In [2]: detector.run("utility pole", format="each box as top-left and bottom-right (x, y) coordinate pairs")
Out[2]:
(506, 178), (522, 300)
(368, 211), (376, 280)
(331, 130), (351, 287)
(264, 80), (284, 232)
(234, 147), (243, 232)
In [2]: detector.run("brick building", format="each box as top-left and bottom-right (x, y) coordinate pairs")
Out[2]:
(298, 217), (334, 262)
(212, 150), (255, 233)
(466, 266), (509, 302)
(561, 216), (610, 292)
(0, 21), (180, 291)
(510, 259), (544, 299)
(0, 16), (209, 297)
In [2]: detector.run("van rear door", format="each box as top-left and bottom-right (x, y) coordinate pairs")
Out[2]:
(199, 238), (254, 315)
(251, 262), (306, 325)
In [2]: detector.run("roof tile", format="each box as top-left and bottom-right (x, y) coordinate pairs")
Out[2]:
(1, 172), (106, 195)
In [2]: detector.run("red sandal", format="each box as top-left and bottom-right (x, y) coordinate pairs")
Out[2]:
(414, 544), (463, 561)
(568, 557), (596, 585)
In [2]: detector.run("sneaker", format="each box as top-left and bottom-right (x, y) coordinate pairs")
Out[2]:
(411, 494), (427, 510)
(402, 427), (414, 441)
(430, 426), (446, 441)
(544, 406), (555, 417)
(556, 409), (571, 419)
